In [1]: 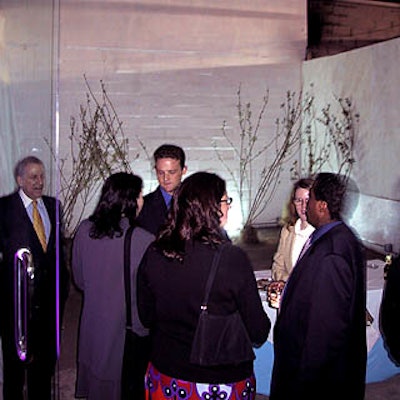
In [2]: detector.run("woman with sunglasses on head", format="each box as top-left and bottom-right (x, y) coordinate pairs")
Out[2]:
(137, 171), (270, 400)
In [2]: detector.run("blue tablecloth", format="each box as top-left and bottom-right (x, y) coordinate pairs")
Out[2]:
(254, 261), (400, 396)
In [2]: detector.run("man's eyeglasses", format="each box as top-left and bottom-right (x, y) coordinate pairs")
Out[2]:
(220, 197), (233, 205)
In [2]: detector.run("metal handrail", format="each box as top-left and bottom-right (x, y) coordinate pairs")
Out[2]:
(14, 248), (35, 363)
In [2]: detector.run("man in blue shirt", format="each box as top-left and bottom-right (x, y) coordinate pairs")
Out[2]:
(137, 144), (187, 235)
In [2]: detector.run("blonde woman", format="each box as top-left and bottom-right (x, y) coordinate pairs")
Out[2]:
(267, 179), (315, 307)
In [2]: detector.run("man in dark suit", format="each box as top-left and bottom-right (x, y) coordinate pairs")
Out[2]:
(137, 144), (187, 235)
(0, 156), (69, 400)
(381, 252), (400, 365)
(270, 172), (366, 400)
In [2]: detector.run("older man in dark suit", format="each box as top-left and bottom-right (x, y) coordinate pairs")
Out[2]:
(270, 172), (366, 400)
(137, 144), (187, 235)
(0, 156), (69, 400)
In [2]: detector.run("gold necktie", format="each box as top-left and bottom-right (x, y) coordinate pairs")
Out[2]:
(32, 200), (47, 252)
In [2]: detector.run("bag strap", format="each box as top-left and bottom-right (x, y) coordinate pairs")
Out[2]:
(201, 244), (226, 310)
(124, 225), (135, 329)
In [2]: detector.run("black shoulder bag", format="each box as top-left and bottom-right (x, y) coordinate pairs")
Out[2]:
(189, 244), (255, 366)
(121, 226), (150, 400)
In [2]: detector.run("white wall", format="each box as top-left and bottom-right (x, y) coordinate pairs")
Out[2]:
(303, 38), (400, 254)
(58, 1), (307, 236)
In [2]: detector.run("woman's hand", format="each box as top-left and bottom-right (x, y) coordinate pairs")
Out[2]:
(266, 280), (286, 309)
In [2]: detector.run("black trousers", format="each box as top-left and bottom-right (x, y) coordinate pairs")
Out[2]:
(121, 331), (151, 400)
(2, 331), (55, 400)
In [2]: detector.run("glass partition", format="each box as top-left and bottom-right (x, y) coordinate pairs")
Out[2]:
(0, 0), (58, 191)
(0, 0), (61, 398)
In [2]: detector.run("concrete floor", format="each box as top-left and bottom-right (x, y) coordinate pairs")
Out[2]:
(55, 227), (400, 399)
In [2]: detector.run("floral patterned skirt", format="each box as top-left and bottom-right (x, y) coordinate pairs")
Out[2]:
(145, 363), (256, 400)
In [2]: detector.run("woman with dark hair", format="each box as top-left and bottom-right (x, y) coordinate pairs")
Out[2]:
(137, 171), (270, 400)
(72, 172), (155, 400)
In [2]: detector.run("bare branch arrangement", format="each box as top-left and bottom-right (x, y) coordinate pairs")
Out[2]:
(214, 86), (305, 241)
(247, 90), (307, 227)
(47, 76), (137, 238)
(213, 86), (272, 224)
(214, 85), (358, 242)
(295, 92), (358, 182)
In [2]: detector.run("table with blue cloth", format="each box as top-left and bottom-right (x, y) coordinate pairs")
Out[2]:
(254, 260), (400, 396)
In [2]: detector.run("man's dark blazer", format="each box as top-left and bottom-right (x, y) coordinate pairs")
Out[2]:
(137, 186), (169, 235)
(270, 222), (366, 400)
(380, 254), (400, 365)
(0, 191), (70, 398)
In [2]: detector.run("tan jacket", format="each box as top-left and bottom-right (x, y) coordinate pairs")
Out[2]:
(271, 224), (296, 281)
(271, 219), (315, 281)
